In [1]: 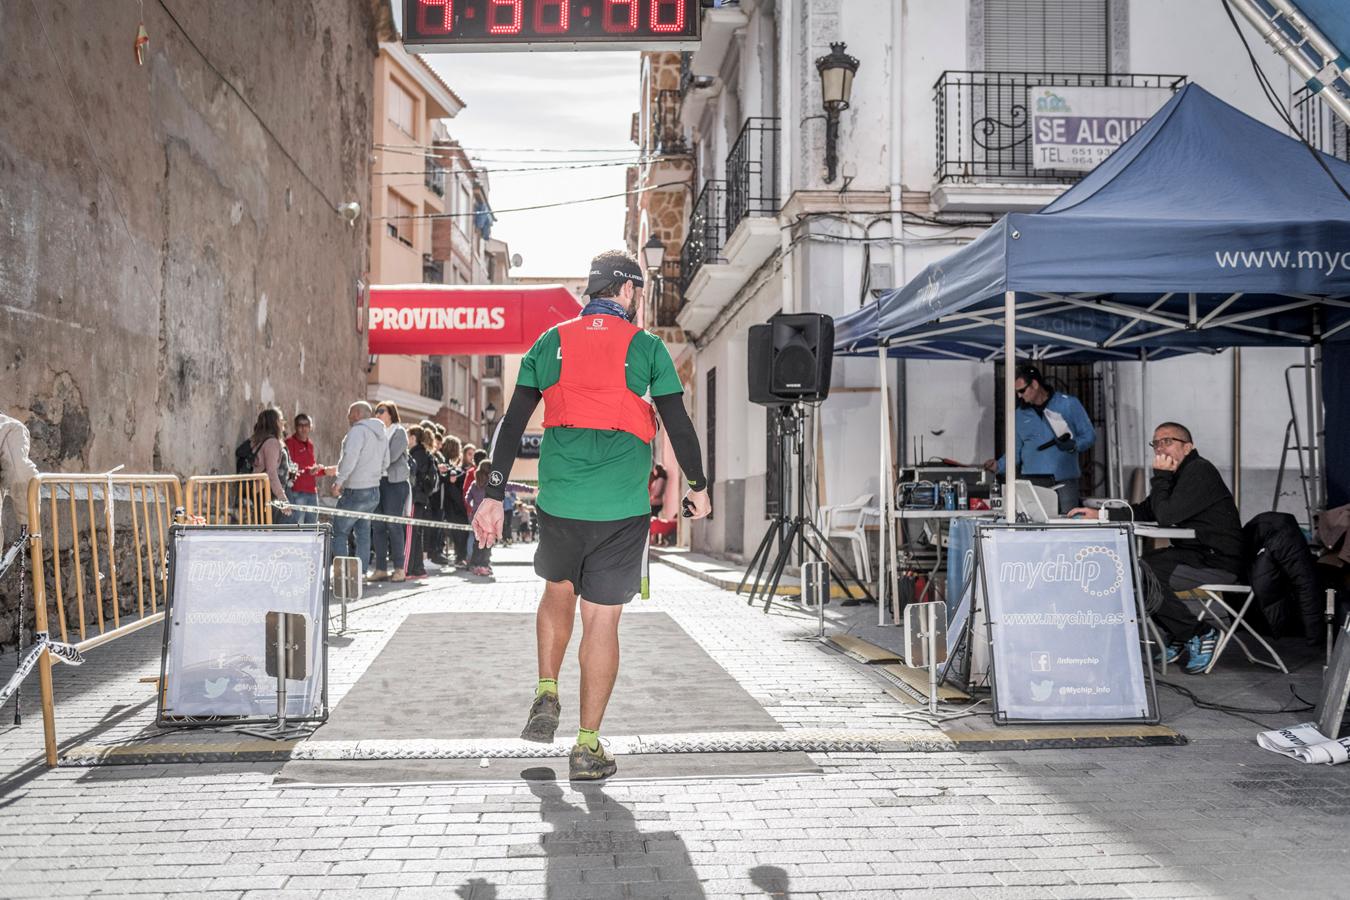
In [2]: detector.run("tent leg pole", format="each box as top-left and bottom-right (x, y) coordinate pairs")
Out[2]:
(1232, 349), (1242, 512)
(1313, 344), (1326, 512)
(1004, 290), (1017, 523)
(878, 346), (891, 626)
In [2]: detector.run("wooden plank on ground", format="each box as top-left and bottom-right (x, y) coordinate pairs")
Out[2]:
(827, 635), (902, 664)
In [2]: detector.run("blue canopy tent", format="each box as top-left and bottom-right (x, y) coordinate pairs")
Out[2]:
(833, 83), (1350, 621)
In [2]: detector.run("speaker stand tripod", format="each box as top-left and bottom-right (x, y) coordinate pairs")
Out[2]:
(737, 404), (876, 612)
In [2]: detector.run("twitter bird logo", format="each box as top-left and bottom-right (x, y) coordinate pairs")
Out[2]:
(204, 677), (230, 699)
(1030, 680), (1055, 702)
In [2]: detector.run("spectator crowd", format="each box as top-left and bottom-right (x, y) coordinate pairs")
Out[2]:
(242, 401), (536, 581)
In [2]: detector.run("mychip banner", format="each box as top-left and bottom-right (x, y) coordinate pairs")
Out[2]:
(1031, 85), (1173, 171)
(158, 526), (330, 724)
(978, 524), (1156, 723)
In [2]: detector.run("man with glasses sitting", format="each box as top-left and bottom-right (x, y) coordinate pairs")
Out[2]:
(984, 364), (1095, 513)
(1071, 422), (1238, 674)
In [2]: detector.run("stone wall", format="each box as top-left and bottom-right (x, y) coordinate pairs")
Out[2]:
(0, 2), (380, 482)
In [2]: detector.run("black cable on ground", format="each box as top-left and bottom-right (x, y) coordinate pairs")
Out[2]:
(1157, 678), (1313, 730)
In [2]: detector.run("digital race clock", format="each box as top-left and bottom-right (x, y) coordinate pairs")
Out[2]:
(403, 0), (701, 51)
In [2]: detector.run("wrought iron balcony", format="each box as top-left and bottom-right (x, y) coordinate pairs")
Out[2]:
(649, 89), (688, 156)
(651, 258), (684, 328)
(422, 254), (443, 284)
(679, 179), (726, 295)
(726, 117), (780, 229)
(420, 359), (444, 402)
(1297, 88), (1350, 162)
(934, 71), (1186, 184)
(425, 156), (447, 197)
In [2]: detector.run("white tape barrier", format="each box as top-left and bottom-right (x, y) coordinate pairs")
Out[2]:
(0, 632), (85, 708)
(272, 501), (474, 532)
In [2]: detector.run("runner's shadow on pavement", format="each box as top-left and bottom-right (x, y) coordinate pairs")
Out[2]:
(522, 767), (705, 899)
(749, 865), (793, 898)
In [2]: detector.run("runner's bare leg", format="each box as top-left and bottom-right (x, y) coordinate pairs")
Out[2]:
(578, 600), (623, 731)
(537, 579), (578, 680)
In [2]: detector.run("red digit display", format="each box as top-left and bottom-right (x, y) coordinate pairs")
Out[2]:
(416, 0), (454, 34)
(602, 0), (639, 33)
(403, 0), (699, 48)
(650, 0), (684, 33)
(488, 0), (524, 34)
(533, 0), (569, 34)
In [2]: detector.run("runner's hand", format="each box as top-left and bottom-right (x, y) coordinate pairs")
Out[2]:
(683, 489), (711, 520)
(473, 498), (504, 547)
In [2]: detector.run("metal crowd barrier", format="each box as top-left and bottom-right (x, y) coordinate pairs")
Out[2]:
(26, 473), (183, 766)
(184, 473), (272, 525)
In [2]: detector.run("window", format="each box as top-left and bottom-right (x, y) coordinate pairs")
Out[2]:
(387, 190), (415, 247)
(984, 0), (1108, 73)
(387, 80), (416, 136)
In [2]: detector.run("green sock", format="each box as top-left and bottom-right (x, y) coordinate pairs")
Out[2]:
(536, 678), (558, 698)
(577, 727), (600, 750)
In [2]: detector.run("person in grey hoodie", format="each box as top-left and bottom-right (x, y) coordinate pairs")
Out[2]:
(369, 401), (410, 582)
(329, 401), (390, 574)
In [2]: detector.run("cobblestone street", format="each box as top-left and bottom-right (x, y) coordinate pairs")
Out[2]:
(0, 545), (1346, 899)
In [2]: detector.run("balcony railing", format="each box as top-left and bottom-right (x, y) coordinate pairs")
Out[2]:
(1297, 89), (1350, 162)
(422, 255), (443, 284)
(726, 117), (780, 230)
(652, 258), (684, 328)
(934, 71), (1187, 184)
(425, 156), (447, 197)
(649, 89), (688, 156)
(420, 359), (444, 401)
(680, 179), (726, 295)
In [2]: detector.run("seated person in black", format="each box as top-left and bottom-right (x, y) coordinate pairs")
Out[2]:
(1072, 421), (1239, 674)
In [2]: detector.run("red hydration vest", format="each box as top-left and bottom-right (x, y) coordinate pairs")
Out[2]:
(541, 315), (658, 444)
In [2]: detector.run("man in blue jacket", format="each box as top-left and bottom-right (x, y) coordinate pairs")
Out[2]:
(984, 364), (1095, 513)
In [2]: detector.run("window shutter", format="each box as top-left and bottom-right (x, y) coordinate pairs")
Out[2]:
(984, 0), (1108, 73)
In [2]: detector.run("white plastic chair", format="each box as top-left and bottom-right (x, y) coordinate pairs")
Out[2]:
(1191, 584), (1289, 675)
(818, 494), (876, 583)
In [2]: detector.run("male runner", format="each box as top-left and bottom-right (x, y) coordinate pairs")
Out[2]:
(472, 249), (711, 780)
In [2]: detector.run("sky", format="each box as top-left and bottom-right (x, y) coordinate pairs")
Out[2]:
(418, 50), (641, 279)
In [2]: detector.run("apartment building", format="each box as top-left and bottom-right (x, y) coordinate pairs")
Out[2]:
(367, 42), (510, 446)
(634, 0), (1348, 561)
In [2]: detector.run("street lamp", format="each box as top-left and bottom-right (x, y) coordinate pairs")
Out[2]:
(642, 234), (666, 272)
(481, 400), (499, 445)
(815, 42), (860, 184)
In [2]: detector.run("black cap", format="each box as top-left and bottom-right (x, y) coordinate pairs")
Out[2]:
(584, 253), (644, 297)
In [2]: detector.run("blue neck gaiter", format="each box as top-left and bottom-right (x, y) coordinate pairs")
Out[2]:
(581, 297), (632, 321)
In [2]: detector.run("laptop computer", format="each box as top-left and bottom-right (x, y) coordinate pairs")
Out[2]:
(1014, 480), (1059, 523)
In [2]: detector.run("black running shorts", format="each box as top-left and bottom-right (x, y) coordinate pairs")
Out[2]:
(534, 508), (649, 605)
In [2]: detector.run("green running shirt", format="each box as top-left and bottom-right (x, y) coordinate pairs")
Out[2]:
(518, 323), (683, 521)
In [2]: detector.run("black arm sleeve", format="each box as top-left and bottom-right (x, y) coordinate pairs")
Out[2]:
(652, 393), (707, 492)
(484, 385), (542, 501)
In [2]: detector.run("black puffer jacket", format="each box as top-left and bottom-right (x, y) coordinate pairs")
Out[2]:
(1245, 511), (1320, 642)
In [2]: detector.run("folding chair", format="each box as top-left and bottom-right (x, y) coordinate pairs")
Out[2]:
(1192, 584), (1289, 675)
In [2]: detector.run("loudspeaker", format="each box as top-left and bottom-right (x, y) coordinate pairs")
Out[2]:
(747, 313), (834, 405)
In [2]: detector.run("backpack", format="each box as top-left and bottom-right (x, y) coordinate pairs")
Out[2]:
(235, 438), (257, 475)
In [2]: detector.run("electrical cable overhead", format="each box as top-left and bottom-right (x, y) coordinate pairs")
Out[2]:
(156, 0), (344, 212)
(374, 181), (691, 220)
(377, 145), (662, 166)
(374, 156), (692, 178)
(374, 141), (642, 153)
(1220, 0), (1350, 202)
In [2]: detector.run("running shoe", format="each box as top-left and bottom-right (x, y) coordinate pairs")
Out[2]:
(520, 692), (561, 743)
(1154, 640), (1184, 666)
(1184, 628), (1220, 674)
(568, 741), (617, 781)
